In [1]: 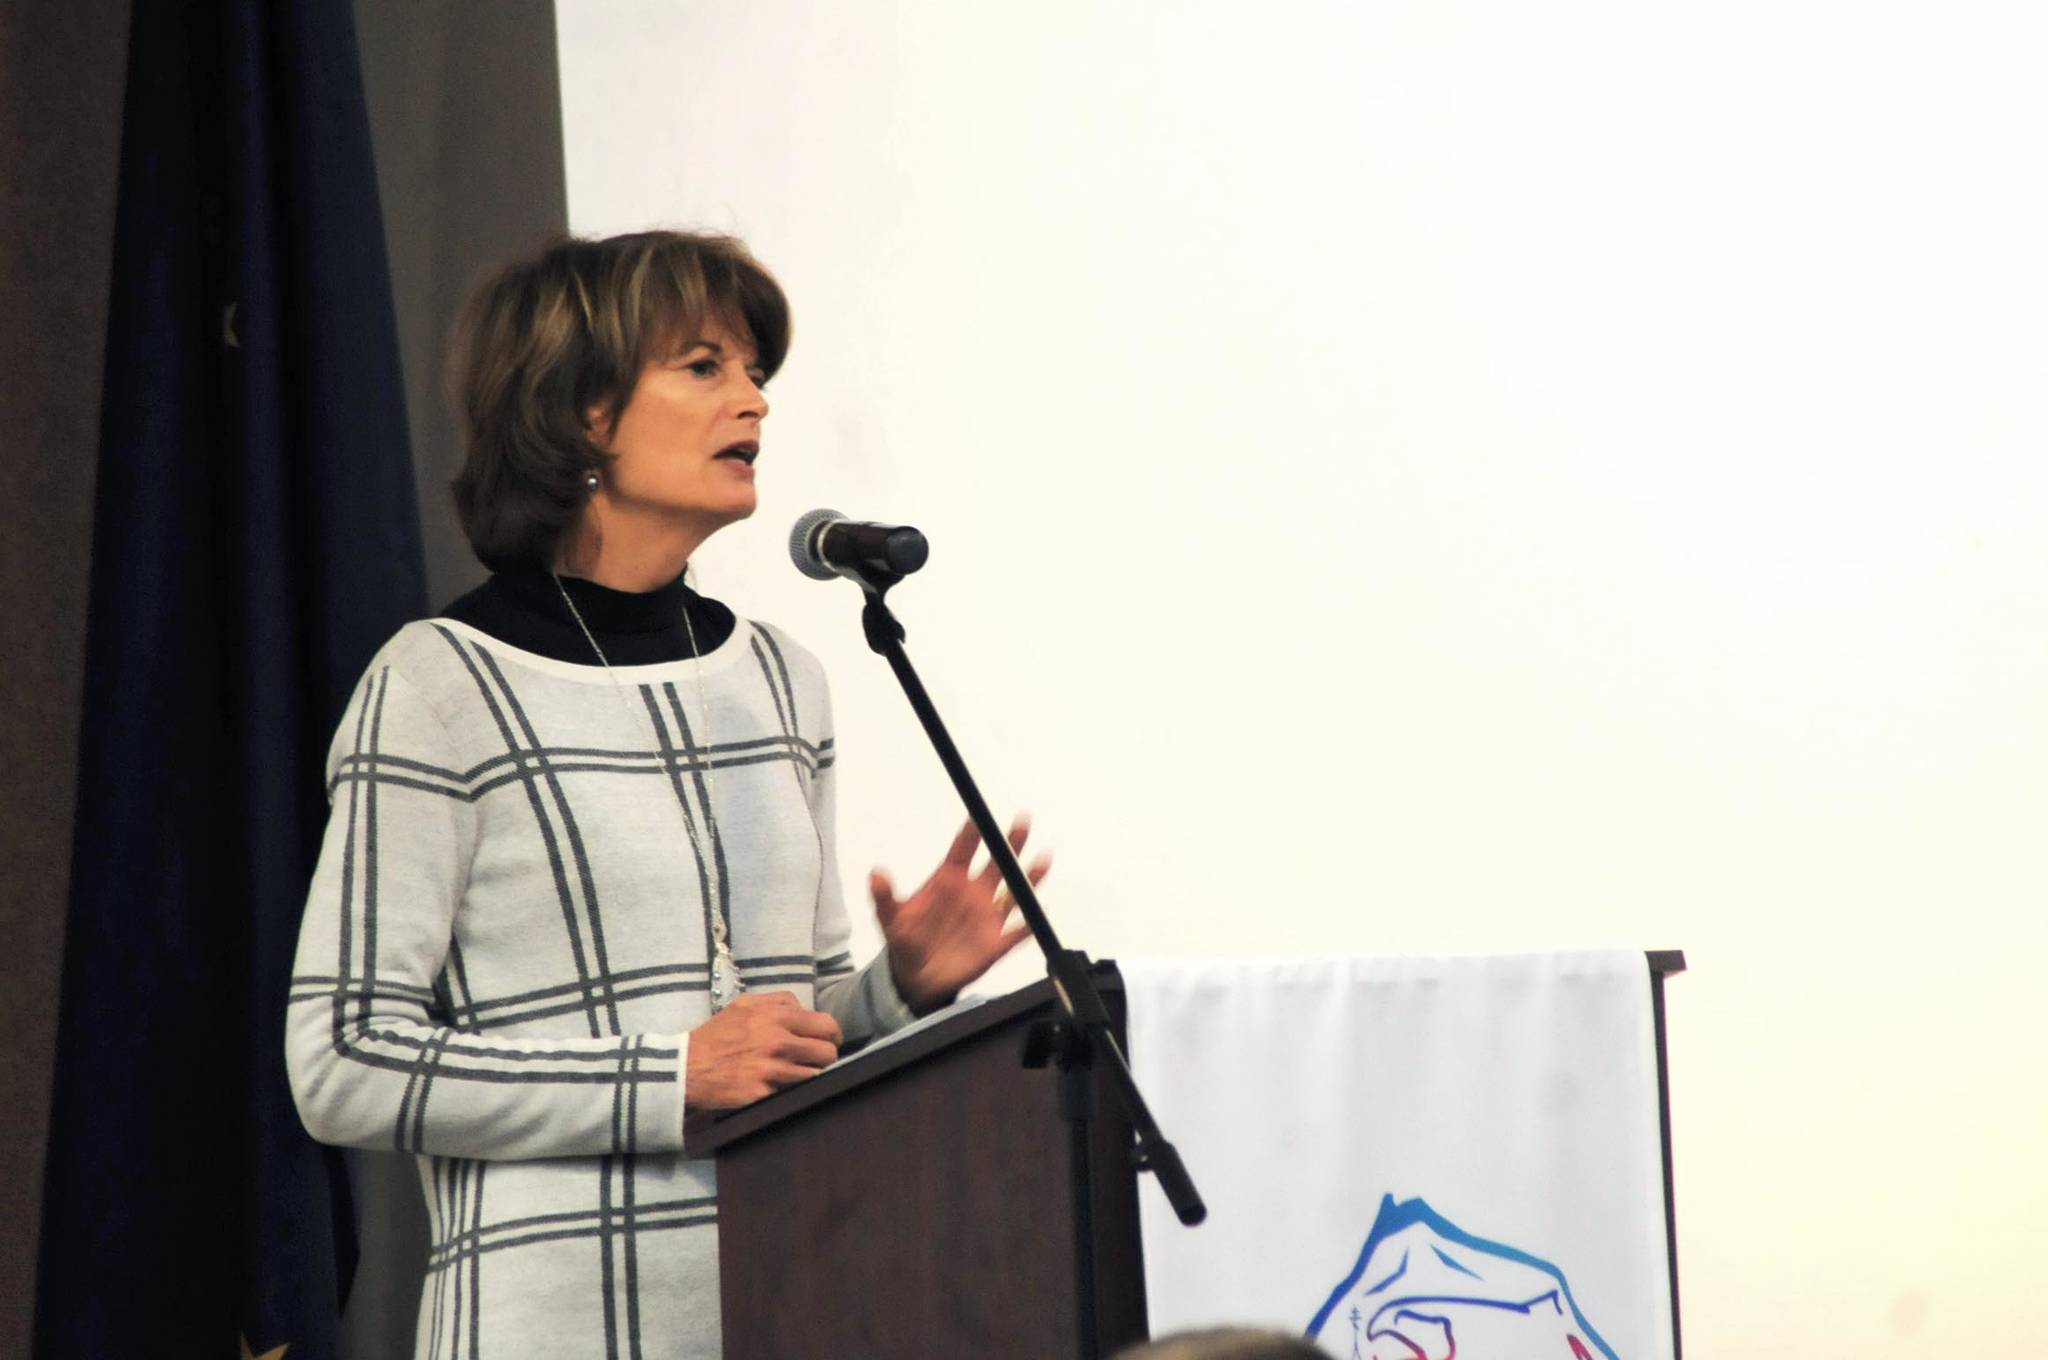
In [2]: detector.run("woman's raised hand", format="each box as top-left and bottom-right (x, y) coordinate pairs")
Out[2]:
(871, 814), (1050, 1015)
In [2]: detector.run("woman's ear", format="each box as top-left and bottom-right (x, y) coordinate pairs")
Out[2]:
(582, 402), (613, 448)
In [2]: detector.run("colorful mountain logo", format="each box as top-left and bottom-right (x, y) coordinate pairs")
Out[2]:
(1305, 1195), (1617, 1359)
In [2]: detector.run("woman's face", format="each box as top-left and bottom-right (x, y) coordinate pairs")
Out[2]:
(591, 312), (769, 530)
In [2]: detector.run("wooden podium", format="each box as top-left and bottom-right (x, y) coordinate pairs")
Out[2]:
(686, 965), (1149, 1359)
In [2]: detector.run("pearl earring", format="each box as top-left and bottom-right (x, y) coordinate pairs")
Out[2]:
(584, 472), (600, 491)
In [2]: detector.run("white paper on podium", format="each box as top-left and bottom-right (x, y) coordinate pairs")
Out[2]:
(822, 992), (996, 1075)
(1123, 952), (1675, 1360)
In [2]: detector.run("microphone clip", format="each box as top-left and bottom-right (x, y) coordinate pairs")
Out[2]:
(860, 591), (908, 653)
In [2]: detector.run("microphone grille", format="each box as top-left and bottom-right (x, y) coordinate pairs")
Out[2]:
(788, 507), (845, 580)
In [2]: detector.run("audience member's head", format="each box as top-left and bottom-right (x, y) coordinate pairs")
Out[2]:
(1112, 1327), (1327, 1360)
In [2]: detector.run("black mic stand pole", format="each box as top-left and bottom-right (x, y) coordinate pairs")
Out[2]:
(851, 573), (1207, 1238)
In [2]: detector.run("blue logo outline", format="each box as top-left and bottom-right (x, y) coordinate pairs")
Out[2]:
(1305, 1194), (1620, 1359)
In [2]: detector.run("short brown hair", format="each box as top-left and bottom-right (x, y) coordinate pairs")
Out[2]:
(448, 230), (791, 571)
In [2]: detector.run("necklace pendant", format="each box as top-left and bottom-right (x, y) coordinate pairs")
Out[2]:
(710, 948), (742, 1008)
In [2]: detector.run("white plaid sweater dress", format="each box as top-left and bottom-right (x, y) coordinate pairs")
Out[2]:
(286, 613), (915, 1360)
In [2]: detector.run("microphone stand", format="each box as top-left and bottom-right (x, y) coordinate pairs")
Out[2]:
(848, 570), (1207, 1237)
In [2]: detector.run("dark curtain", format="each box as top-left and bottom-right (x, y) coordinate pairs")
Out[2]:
(32, 0), (426, 1354)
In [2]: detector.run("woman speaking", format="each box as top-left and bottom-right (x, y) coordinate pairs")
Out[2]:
(286, 230), (1044, 1359)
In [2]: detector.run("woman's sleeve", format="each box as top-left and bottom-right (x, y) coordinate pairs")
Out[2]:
(805, 683), (918, 1044)
(285, 661), (686, 1160)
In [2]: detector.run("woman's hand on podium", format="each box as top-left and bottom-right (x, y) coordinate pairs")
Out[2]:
(684, 991), (843, 1110)
(872, 814), (1050, 1016)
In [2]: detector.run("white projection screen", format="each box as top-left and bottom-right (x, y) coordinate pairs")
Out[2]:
(556, 4), (2048, 1355)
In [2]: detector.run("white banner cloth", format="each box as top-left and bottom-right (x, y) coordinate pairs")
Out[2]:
(1123, 952), (1676, 1360)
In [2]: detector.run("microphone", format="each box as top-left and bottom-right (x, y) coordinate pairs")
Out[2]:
(789, 508), (930, 583)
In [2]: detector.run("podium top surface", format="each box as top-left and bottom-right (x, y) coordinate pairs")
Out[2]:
(684, 965), (1122, 1159)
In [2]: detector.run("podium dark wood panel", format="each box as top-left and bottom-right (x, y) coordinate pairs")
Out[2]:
(691, 968), (1148, 1359)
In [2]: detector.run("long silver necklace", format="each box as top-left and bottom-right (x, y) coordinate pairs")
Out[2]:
(554, 572), (744, 1010)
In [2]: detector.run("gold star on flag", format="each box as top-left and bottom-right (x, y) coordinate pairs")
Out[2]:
(239, 1333), (288, 1360)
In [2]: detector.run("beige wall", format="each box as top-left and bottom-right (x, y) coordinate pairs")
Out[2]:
(357, 0), (567, 612)
(557, 4), (2048, 1354)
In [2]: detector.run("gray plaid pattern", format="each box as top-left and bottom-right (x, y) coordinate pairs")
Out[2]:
(287, 617), (914, 1360)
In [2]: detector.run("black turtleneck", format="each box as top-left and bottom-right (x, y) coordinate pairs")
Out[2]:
(436, 565), (737, 665)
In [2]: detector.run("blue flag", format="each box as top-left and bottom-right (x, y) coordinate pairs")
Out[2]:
(34, 1), (425, 1355)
